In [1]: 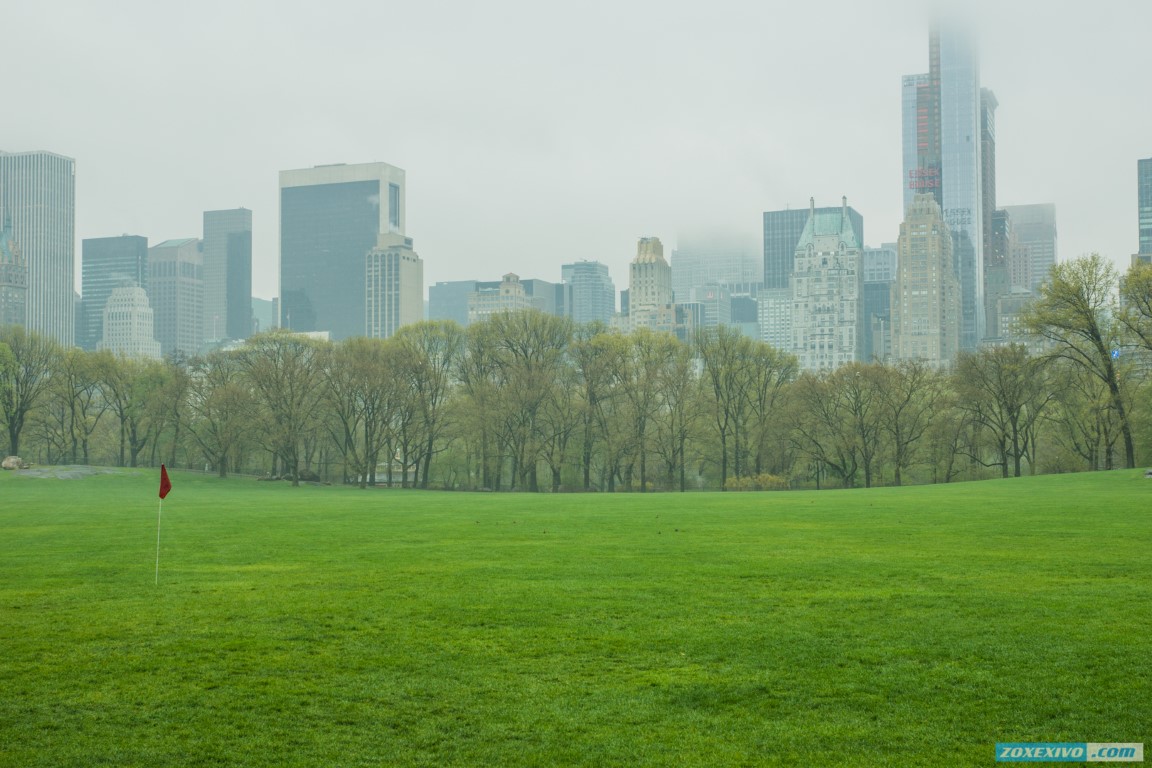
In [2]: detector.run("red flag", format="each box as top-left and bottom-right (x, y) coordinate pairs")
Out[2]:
(159, 464), (172, 499)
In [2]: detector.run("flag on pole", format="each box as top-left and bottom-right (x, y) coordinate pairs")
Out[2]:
(159, 464), (172, 499)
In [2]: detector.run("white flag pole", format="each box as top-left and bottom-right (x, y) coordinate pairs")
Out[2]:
(154, 498), (163, 586)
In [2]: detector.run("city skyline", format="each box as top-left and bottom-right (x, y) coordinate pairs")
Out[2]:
(5, 1), (1151, 302)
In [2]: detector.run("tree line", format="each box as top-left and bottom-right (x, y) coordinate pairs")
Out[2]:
(2, 254), (1149, 490)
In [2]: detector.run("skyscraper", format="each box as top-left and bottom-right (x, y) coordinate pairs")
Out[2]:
(280, 162), (405, 340)
(1138, 158), (1152, 257)
(764, 207), (863, 292)
(0, 210), (27, 328)
(628, 237), (677, 333)
(670, 233), (762, 303)
(0, 151), (76, 345)
(561, 261), (615, 325)
(789, 198), (863, 372)
(861, 244), (898, 364)
(891, 194), (960, 367)
(365, 233), (423, 339)
(202, 208), (252, 343)
(1002, 204), (1057, 292)
(80, 235), (148, 351)
(97, 285), (161, 360)
(149, 238), (203, 358)
(902, 25), (986, 349)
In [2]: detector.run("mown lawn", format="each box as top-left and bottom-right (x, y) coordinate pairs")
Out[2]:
(0, 469), (1148, 767)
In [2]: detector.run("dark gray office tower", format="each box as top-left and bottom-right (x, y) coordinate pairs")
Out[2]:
(1139, 158), (1152, 257)
(80, 235), (149, 351)
(279, 163), (405, 340)
(561, 260), (616, 325)
(763, 206), (863, 291)
(203, 208), (252, 343)
(862, 244), (897, 363)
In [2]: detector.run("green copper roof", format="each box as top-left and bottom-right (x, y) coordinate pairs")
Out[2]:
(797, 208), (860, 250)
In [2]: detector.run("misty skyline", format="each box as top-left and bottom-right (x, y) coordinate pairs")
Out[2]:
(6, 0), (1150, 300)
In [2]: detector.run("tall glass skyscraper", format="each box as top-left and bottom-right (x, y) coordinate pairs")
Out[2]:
(902, 25), (986, 350)
(279, 162), (405, 340)
(1139, 158), (1152, 256)
(0, 150), (76, 345)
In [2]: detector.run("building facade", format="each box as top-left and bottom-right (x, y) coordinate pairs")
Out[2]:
(149, 238), (203, 358)
(561, 261), (615, 325)
(202, 208), (252, 344)
(764, 207), (863, 293)
(628, 237), (676, 333)
(468, 273), (537, 323)
(789, 199), (863, 372)
(0, 150), (76, 345)
(97, 285), (161, 359)
(365, 233), (423, 339)
(1002, 204), (1057, 292)
(862, 244), (898, 363)
(80, 235), (149, 351)
(671, 234), (762, 304)
(0, 209), (27, 328)
(891, 194), (960, 367)
(280, 162), (405, 340)
(902, 25), (987, 350)
(1138, 158), (1152, 258)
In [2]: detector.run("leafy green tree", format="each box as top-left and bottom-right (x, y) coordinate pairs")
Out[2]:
(394, 321), (464, 489)
(1119, 260), (1152, 354)
(876, 360), (945, 486)
(95, 352), (168, 467)
(0, 326), (60, 457)
(696, 326), (755, 489)
(1025, 254), (1136, 468)
(649, 334), (698, 491)
(236, 331), (328, 485)
(954, 345), (1052, 478)
(187, 350), (256, 477)
(570, 326), (628, 491)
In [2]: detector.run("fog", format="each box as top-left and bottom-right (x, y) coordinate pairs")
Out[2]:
(5, 0), (1149, 298)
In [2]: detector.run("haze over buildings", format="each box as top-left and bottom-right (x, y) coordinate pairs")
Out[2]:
(5, 1), (1148, 308)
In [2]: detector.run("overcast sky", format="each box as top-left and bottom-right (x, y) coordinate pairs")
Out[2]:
(6, 0), (1150, 300)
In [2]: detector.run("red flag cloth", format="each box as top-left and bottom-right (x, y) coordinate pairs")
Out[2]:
(159, 465), (172, 499)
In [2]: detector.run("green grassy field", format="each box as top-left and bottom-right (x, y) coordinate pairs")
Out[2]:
(1, 469), (1149, 767)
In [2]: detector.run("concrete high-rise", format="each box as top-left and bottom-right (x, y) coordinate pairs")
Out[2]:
(202, 209), (252, 343)
(561, 261), (615, 325)
(789, 198), (863, 372)
(764, 207), (863, 292)
(0, 210), (27, 328)
(891, 194), (960, 368)
(149, 238), (203, 358)
(902, 25), (986, 350)
(1138, 158), (1152, 257)
(80, 235), (148, 351)
(0, 151), (76, 345)
(98, 286), (161, 360)
(280, 162), (405, 340)
(628, 237), (677, 333)
(365, 233), (423, 339)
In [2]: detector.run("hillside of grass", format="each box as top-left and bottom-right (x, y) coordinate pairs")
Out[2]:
(1, 469), (1148, 767)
